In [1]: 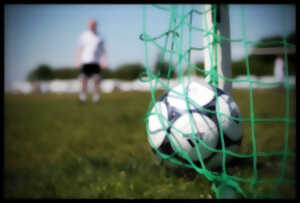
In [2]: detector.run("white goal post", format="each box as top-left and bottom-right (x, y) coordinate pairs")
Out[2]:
(202, 4), (232, 96)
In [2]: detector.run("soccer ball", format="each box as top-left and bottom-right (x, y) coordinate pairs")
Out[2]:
(147, 81), (242, 169)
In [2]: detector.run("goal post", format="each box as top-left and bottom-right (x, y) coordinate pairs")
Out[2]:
(203, 4), (232, 96)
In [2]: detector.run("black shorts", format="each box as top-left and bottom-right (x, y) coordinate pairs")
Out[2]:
(81, 63), (102, 78)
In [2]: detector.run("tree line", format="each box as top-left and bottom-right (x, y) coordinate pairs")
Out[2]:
(27, 61), (178, 82)
(27, 34), (295, 81)
(27, 56), (295, 81)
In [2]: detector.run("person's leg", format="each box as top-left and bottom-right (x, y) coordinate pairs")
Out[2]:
(79, 65), (89, 102)
(79, 76), (88, 102)
(92, 74), (101, 102)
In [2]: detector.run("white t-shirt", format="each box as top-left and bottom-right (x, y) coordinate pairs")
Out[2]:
(78, 30), (105, 65)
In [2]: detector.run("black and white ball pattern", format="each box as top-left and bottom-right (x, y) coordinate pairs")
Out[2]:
(147, 81), (242, 169)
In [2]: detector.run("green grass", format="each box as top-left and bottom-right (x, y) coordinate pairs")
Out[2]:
(4, 89), (296, 199)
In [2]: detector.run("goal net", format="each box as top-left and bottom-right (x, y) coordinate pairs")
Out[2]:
(140, 4), (295, 199)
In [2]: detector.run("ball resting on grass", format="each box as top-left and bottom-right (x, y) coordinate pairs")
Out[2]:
(147, 81), (243, 169)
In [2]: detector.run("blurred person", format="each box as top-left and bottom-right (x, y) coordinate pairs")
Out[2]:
(273, 55), (285, 91)
(75, 19), (107, 103)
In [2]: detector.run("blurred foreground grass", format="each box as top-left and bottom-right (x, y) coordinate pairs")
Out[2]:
(4, 88), (296, 199)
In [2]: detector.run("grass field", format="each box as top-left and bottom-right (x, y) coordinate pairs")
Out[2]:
(4, 88), (296, 199)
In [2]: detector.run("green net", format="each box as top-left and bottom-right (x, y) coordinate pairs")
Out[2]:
(140, 4), (296, 199)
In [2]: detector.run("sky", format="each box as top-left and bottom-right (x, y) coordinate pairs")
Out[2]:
(4, 4), (296, 85)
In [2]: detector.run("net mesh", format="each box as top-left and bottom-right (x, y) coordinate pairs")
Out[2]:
(140, 4), (295, 199)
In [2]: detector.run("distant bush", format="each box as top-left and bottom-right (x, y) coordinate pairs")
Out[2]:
(191, 33), (296, 78)
(27, 63), (149, 81)
(27, 64), (54, 81)
(194, 62), (205, 77)
(101, 68), (113, 79)
(52, 68), (80, 79)
(248, 33), (296, 76)
(154, 61), (177, 79)
(192, 55), (295, 78)
(232, 54), (295, 77)
(255, 33), (295, 48)
(113, 63), (146, 81)
(232, 56), (275, 77)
